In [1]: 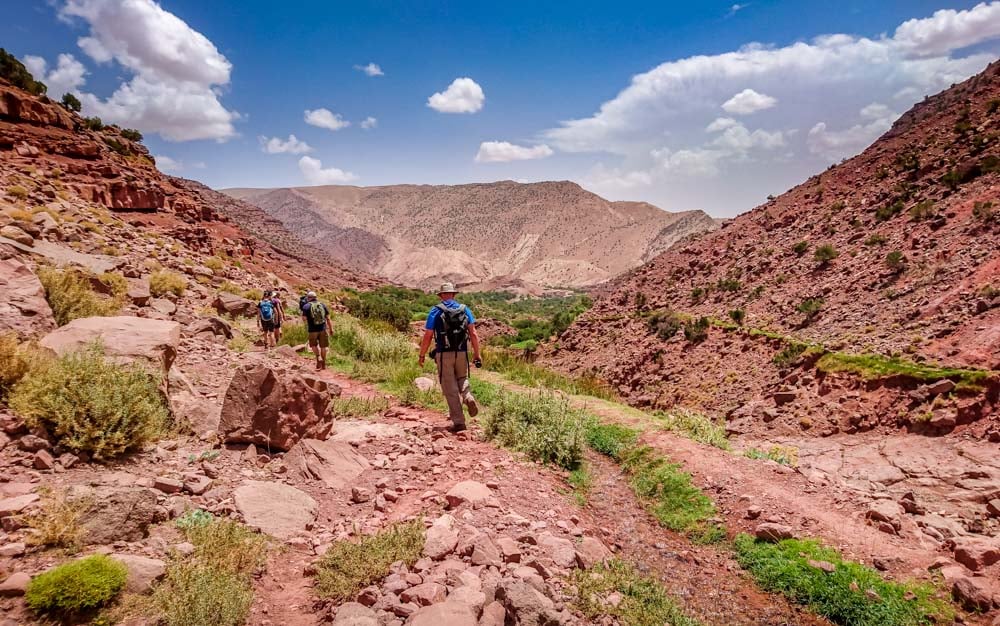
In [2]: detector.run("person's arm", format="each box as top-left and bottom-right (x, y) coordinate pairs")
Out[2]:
(325, 310), (333, 335)
(418, 330), (434, 366)
(468, 324), (482, 364)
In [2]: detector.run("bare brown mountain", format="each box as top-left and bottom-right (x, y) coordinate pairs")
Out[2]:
(223, 181), (717, 290)
(547, 61), (1000, 440)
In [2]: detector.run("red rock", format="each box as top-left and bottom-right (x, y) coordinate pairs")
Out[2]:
(575, 536), (612, 569)
(401, 582), (447, 606)
(496, 537), (522, 563)
(424, 515), (459, 560)
(445, 481), (492, 509)
(351, 487), (372, 503)
(537, 533), (576, 568)
(952, 537), (1000, 571)
(233, 481), (316, 540)
(0, 258), (55, 338)
(182, 474), (212, 496)
(754, 523), (795, 542)
(153, 477), (183, 494)
(407, 601), (478, 626)
(0, 494), (39, 518)
(32, 449), (54, 470)
(212, 292), (257, 317)
(332, 601), (378, 626)
(219, 365), (340, 451)
(952, 576), (996, 612)
(39, 316), (180, 372)
(284, 439), (369, 490)
(112, 554), (166, 593)
(480, 601), (506, 626)
(0, 571), (30, 596)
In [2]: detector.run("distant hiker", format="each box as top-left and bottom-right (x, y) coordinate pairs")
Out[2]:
(269, 288), (285, 343)
(418, 282), (482, 432)
(258, 290), (278, 348)
(301, 290), (331, 370)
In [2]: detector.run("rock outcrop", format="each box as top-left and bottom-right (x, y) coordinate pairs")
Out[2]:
(233, 480), (317, 540)
(284, 438), (370, 490)
(0, 258), (55, 337)
(39, 316), (181, 372)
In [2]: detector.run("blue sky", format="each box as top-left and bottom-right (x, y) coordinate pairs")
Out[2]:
(4, 1), (1000, 216)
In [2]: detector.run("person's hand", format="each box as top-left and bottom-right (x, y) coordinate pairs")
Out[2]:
(418, 354), (425, 367)
(473, 357), (482, 368)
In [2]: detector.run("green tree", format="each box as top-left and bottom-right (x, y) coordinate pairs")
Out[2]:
(0, 48), (47, 95)
(60, 93), (82, 112)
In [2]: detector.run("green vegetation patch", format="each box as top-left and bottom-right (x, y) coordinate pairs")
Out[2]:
(733, 534), (953, 626)
(619, 446), (718, 539)
(315, 519), (424, 602)
(816, 352), (993, 391)
(26, 554), (127, 616)
(10, 343), (168, 459)
(149, 269), (187, 297)
(480, 389), (589, 470)
(652, 409), (729, 450)
(572, 559), (700, 626)
(744, 445), (799, 467)
(37, 266), (122, 326)
(484, 348), (617, 400)
(585, 422), (639, 458)
(568, 464), (593, 506)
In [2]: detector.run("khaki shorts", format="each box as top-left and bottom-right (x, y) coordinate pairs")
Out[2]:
(308, 331), (329, 348)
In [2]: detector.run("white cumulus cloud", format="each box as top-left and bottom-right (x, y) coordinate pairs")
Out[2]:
(354, 62), (384, 77)
(722, 88), (777, 115)
(298, 156), (358, 185)
(259, 134), (313, 155)
(22, 53), (87, 97)
(55, 0), (239, 142)
(475, 141), (554, 163)
(153, 155), (181, 173)
(427, 77), (484, 113)
(807, 103), (899, 161)
(894, 2), (1000, 57)
(360, 116), (378, 130)
(304, 108), (350, 131)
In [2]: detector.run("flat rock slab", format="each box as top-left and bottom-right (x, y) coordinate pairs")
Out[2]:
(285, 438), (369, 490)
(40, 316), (181, 372)
(234, 480), (316, 540)
(112, 554), (166, 593)
(330, 420), (404, 444)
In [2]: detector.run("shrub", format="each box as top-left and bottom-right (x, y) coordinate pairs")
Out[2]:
(682, 317), (709, 343)
(733, 534), (953, 626)
(315, 520), (424, 601)
(647, 311), (681, 340)
(814, 244), (838, 265)
(25, 555), (126, 616)
(83, 116), (104, 131)
(480, 390), (588, 470)
(884, 251), (905, 271)
(10, 344), (168, 458)
(60, 92), (81, 112)
(0, 48), (47, 95)
(875, 200), (904, 222)
(744, 445), (798, 467)
(689, 287), (706, 303)
(796, 298), (824, 324)
(103, 137), (131, 156)
(989, 98), (1000, 114)
(98, 271), (128, 298)
(894, 151), (919, 172)
(0, 332), (33, 399)
(728, 308), (745, 325)
(620, 446), (717, 535)
(792, 240), (809, 255)
(37, 266), (120, 325)
(908, 200), (935, 221)
(572, 559), (697, 626)
(343, 292), (412, 331)
(716, 277), (741, 292)
(120, 128), (143, 142)
(149, 269), (187, 297)
(773, 341), (808, 368)
(864, 234), (887, 246)
(586, 423), (639, 458)
(7, 185), (28, 200)
(20, 488), (87, 550)
(973, 201), (995, 221)
(204, 256), (226, 271)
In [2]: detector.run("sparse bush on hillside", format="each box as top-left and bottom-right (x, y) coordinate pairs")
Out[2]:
(633, 292), (647, 311)
(149, 269), (187, 297)
(0, 332), (33, 400)
(716, 277), (741, 292)
(0, 48), (47, 95)
(10, 344), (168, 459)
(315, 520), (424, 602)
(654, 408), (729, 450)
(25, 555), (126, 616)
(647, 311), (681, 340)
(19, 488), (87, 550)
(7, 185), (28, 201)
(792, 240), (810, 255)
(885, 250), (906, 272)
(204, 256), (226, 271)
(814, 244), (838, 265)
(728, 308), (745, 325)
(60, 92), (81, 112)
(82, 116), (104, 131)
(103, 137), (131, 156)
(875, 200), (905, 222)
(796, 297), (824, 324)
(120, 128), (143, 142)
(893, 151), (920, 173)
(988, 99), (1000, 114)
(909, 200), (936, 221)
(973, 201), (996, 222)
(37, 266), (121, 325)
(480, 390), (589, 470)
(864, 234), (887, 246)
(683, 317), (709, 343)
(572, 559), (697, 626)
(772, 341), (810, 368)
(689, 287), (706, 304)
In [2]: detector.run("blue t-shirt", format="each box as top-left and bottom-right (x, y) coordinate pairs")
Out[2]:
(425, 300), (475, 351)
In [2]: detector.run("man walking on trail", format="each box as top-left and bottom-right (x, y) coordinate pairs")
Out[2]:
(269, 288), (285, 344)
(258, 290), (278, 349)
(301, 291), (331, 370)
(418, 283), (482, 432)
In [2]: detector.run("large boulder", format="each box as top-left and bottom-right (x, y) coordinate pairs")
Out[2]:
(218, 365), (339, 451)
(168, 369), (221, 434)
(39, 316), (180, 372)
(284, 438), (369, 489)
(234, 480), (316, 540)
(212, 292), (257, 317)
(0, 258), (55, 337)
(112, 554), (166, 593)
(68, 486), (163, 545)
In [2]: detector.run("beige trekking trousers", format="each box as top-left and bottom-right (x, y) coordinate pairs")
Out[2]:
(436, 351), (471, 426)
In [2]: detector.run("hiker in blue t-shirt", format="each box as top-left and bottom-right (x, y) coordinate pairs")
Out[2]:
(418, 282), (482, 432)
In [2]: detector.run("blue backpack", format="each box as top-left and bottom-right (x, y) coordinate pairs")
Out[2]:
(259, 299), (275, 322)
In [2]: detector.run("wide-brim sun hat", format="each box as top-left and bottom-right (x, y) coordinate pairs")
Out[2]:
(437, 282), (458, 295)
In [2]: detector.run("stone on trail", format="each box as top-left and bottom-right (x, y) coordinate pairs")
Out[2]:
(332, 602), (379, 626)
(0, 572), (30, 597)
(537, 533), (577, 569)
(447, 585), (487, 614)
(70, 486), (161, 545)
(219, 364), (340, 451)
(407, 601), (479, 626)
(112, 554), (166, 593)
(575, 536), (612, 569)
(497, 578), (561, 626)
(866, 500), (902, 533)
(284, 438), (369, 490)
(234, 480), (316, 540)
(480, 601), (506, 626)
(0, 258), (55, 338)
(952, 537), (1000, 571)
(185, 316), (232, 339)
(424, 514), (460, 560)
(0, 493), (39, 518)
(212, 292), (257, 317)
(754, 522), (795, 542)
(445, 481), (492, 509)
(952, 576), (997, 612)
(39, 316), (181, 372)
(414, 376), (435, 392)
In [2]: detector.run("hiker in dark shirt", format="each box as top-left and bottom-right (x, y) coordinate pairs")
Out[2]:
(418, 282), (481, 431)
(300, 290), (331, 370)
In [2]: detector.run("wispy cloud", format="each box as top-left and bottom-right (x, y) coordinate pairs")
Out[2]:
(353, 62), (383, 77)
(304, 108), (350, 131)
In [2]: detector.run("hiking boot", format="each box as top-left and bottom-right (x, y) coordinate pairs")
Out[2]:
(463, 394), (479, 417)
(449, 422), (467, 433)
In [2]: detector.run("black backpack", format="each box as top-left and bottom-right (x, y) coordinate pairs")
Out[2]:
(434, 303), (469, 352)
